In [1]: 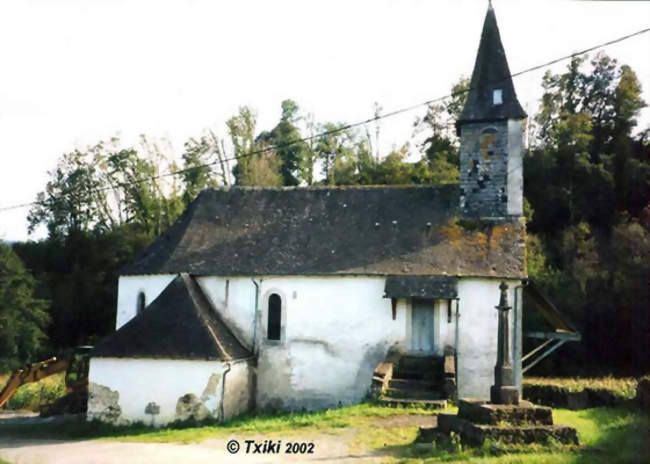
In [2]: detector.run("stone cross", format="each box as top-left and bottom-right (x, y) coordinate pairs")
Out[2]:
(490, 281), (519, 404)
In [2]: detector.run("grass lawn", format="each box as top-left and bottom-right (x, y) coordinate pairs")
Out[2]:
(389, 407), (648, 464)
(0, 403), (647, 463)
(524, 376), (638, 398)
(0, 403), (441, 442)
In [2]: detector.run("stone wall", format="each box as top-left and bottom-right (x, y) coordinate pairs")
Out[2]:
(459, 120), (523, 218)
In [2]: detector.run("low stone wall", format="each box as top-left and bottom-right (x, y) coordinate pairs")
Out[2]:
(523, 384), (630, 410)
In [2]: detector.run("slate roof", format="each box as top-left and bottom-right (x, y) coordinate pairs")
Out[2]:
(384, 276), (458, 299)
(458, 4), (527, 124)
(122, 185), (526, 279)
(93, 274), (252, 360)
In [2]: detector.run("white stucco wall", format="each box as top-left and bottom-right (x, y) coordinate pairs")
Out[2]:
(455, 278), (520, 399)
(88, 358), (252, 426)
(196, 276), (257, 350)
(251, 276), (406, 411)
(109, 273), (523, 412)
(115, 275), (175, 329)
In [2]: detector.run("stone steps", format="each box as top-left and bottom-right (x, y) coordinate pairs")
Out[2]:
(379, 354), (449, 405)
(385, 387), (445, 400)
(392, 369), (442, 381)
(387, 378), (442, 390)
(378, 397), (447, 409)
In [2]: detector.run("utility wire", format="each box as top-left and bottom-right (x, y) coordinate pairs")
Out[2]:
(1, 26), (648, 214)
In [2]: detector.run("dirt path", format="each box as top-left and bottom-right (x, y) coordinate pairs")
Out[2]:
(0, 415), (436, 464)
(0, 433), (374, 464)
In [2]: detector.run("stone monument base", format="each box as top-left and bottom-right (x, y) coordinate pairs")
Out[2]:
(490, 385), (519, 405)
(417, 399), (579, 446)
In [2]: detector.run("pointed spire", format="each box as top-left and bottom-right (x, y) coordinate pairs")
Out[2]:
(458, 4), (526, 124)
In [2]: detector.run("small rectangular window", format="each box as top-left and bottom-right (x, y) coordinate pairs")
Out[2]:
(493, 89), (503, 105)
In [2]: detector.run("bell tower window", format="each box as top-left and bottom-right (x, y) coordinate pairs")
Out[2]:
(493, 89), (503, 105)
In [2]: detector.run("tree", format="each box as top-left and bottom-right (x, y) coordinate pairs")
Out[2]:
(237, 148), (283, 187)
(181, 130), (227, 205)
(227, 106), (258, 185)
(524, 53), (650, 375)
(28, 136), (184, 241)
(27, 149), (103, 239)
(413, 77), (470, 185)
(0, 242), (49, 371)
(256, 100), (309, 186)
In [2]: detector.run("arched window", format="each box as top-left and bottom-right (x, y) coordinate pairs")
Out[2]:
(137, 291), (146, 315)
(267, 293), (282, 341)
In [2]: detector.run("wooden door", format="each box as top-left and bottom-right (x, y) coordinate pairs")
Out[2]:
(411, 299), (434, 353)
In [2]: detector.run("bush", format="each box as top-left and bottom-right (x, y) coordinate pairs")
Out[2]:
(3, 373), (66, 411)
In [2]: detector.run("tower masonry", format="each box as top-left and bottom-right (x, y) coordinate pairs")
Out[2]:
(457, 4), (526, 219)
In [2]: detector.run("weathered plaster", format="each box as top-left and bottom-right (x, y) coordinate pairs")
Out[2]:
(223, 361), (254, 420)
(104, 274), (522, 416)
(88, 357), (253, 426)
(175, 394), (210, 422)
(87, 382), (123, 424)
(251, 276), (406, 411)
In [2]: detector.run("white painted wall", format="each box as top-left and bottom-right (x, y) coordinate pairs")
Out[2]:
(434, 299), (456, 354)
(115, 275), (175, 329)
(110, 273), (523, 412)
(456, 278), (520, 398)
(88, 358), (252, 426)
(196, 276), (257, 350)
(252, 276), (406, 411)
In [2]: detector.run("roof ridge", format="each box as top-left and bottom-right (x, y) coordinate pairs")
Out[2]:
(201, 184), (458, 193)
(181, 273), (233, 361)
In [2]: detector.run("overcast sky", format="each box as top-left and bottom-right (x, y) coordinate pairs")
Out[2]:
(1, 0), (649, 241)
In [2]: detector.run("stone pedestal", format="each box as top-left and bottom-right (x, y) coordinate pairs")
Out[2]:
(490, 385), (519, 405)
(490, 282), (519, 405)
(417, 399), (579, 446)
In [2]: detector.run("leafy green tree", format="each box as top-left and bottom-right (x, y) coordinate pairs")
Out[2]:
(181, 130), (227, 205)
(227, 106), (258, 185)
(0, 242), (49, 371)
(413, 77), (470, 185)
(28, 136), (184, 240)
(27, 149), (103, 239)
(238, 147), (283, 187)
(314, 123), (359, 185)
(257, 100), (309, 186)
(524, 53), (649, 375)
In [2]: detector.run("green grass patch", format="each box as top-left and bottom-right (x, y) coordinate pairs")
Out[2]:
(524, 376), (637, 398)
(0, 402), (439, 443)
(388, 407), (648, 464)
(1, 373), (67, 411)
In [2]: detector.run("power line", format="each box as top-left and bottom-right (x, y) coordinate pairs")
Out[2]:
(1, 26), (648, 214)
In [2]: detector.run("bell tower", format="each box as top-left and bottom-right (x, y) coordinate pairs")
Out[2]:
(457, 3), (526, 219)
